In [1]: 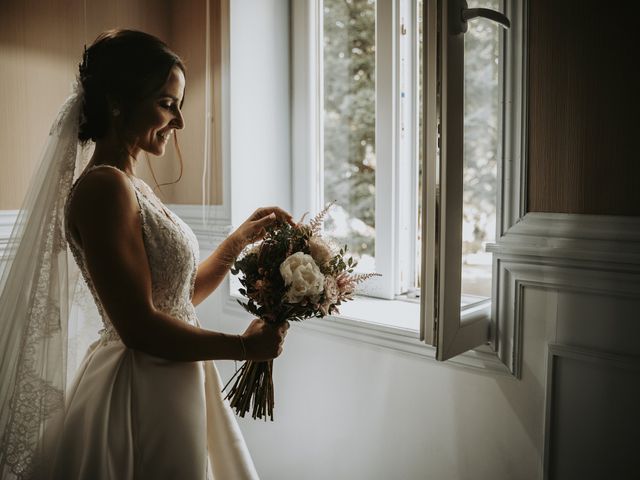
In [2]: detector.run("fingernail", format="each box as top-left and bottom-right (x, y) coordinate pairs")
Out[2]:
(269, 213), (276, 219)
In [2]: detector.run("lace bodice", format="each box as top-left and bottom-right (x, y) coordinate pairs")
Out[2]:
(64, 164), (200, 343)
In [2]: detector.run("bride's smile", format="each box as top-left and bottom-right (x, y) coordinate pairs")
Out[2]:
(125, 65), (185, 157)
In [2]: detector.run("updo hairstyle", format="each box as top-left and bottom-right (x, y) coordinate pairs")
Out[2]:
(78, 29), (186, 143)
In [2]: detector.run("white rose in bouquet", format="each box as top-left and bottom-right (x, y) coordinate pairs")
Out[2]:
(280, 252), (325, 303)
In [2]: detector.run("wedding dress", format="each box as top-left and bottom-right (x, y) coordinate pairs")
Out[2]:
(42, 163), (259, 480)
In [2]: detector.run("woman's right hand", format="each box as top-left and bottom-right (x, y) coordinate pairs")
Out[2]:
(241, 319), (289, 361)
(231, 207), (296, 251)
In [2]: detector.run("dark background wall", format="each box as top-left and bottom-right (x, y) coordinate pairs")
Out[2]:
(528, 0), (640, 215)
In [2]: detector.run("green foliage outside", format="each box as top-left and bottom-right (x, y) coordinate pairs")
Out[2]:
(323, 0), (376, 264)
(322, 0), (500, 288)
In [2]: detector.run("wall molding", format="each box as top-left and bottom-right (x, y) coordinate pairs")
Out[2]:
(543, 344), (640, 480)
(488, 212), (640, 378)
(489, 212), (640, 268)
(0, 210), (19, 258)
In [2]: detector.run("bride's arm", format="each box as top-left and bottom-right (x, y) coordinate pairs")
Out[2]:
(69, 168), (287, 362)
(191, 207), (295, 307)
(190, 234), (243, 308)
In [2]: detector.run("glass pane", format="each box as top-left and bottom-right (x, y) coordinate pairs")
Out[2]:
(416, 0), (424, 290)
(322, 0), (376, 272)
(461, 0), (500, 304)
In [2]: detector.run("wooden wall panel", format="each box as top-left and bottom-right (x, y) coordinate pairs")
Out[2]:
(209, 0), (224, 206)
(0, 0), (223, 209)
(0, 0), (84, 210)
(528, 0), (640, 215)
(163, 0), (223, 205)
(84, 0), (170, 42)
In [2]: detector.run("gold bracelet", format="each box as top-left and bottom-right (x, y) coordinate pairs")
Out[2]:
(237, 335), (247, 361)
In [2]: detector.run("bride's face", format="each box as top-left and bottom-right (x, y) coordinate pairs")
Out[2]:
(126, 66), (186, 156)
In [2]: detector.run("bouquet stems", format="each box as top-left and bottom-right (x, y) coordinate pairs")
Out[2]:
(223, 359), (275, 421)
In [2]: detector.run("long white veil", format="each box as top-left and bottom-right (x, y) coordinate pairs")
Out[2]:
(0, 84), (97, 479)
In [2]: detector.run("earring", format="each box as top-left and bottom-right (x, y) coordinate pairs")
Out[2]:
(112, 108), (120, 117)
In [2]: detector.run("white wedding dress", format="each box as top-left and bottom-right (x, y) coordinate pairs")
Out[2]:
(45, 163), (258, 480)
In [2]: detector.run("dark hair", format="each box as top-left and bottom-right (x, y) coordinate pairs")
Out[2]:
(78, 29), (186, 190)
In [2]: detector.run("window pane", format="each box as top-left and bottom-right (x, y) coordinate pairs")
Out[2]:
(461, 0), (500, 304)
(416, 0), (424, 291)
(322, 0), (376, 272)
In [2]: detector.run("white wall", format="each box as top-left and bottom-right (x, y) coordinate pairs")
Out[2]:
(229, 0), (291, 228)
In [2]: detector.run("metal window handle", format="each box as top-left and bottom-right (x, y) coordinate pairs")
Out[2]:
(450, 0), (511, 35)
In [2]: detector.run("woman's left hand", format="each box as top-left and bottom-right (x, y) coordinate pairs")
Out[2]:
(231, 206), (295, 249)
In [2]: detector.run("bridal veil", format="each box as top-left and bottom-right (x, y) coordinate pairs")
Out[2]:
(0, 83), (96, 479)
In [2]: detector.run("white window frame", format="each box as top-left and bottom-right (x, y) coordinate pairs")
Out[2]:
(290, 0), (528, 375)
(426, 0), (529, 375)
(293, 0), (420, 300)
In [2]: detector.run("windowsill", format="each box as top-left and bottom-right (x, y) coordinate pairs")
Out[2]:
(225, 289), (509, 375)
(324, 294), (491, 331)
(228, 288), (421, 332)
(330, 294), (421, 332)
(228, 286), (491, 332)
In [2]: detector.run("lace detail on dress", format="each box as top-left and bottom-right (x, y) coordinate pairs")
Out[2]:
(63, 164), (200, 346)
(127, 176), (199, 319)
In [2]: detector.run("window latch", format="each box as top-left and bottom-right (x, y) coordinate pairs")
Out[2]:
(449, 0), (511, 35)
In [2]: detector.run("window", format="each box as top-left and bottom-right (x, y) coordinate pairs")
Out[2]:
(291, 0), (526, 373)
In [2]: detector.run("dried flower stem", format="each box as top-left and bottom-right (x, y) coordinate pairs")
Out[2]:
(223, 360), (275, 421)
(308, 201), (336, 235)
(350, 272), (382, 285)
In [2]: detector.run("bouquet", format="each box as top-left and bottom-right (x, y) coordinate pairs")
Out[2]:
(223, 203), (379, 420)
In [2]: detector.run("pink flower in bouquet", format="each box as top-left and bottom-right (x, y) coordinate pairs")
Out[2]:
(248, 279), (269, 303)
(245, 243), (261, 257)
(336, 272), (356, 300)
(319, 275), (340, 315)
(308, 236), (334, 267)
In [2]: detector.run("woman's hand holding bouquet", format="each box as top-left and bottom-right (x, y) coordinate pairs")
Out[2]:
(240, 318), (289, 361)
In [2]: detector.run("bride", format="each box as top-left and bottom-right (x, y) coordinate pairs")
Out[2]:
(0, 29), (291, 479)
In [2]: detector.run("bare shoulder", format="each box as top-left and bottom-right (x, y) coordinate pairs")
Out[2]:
(67, 166), (140, 244)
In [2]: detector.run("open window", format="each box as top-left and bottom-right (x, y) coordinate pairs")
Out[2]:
(421, 0), (526, 373)
(290, 0), (527, 374)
